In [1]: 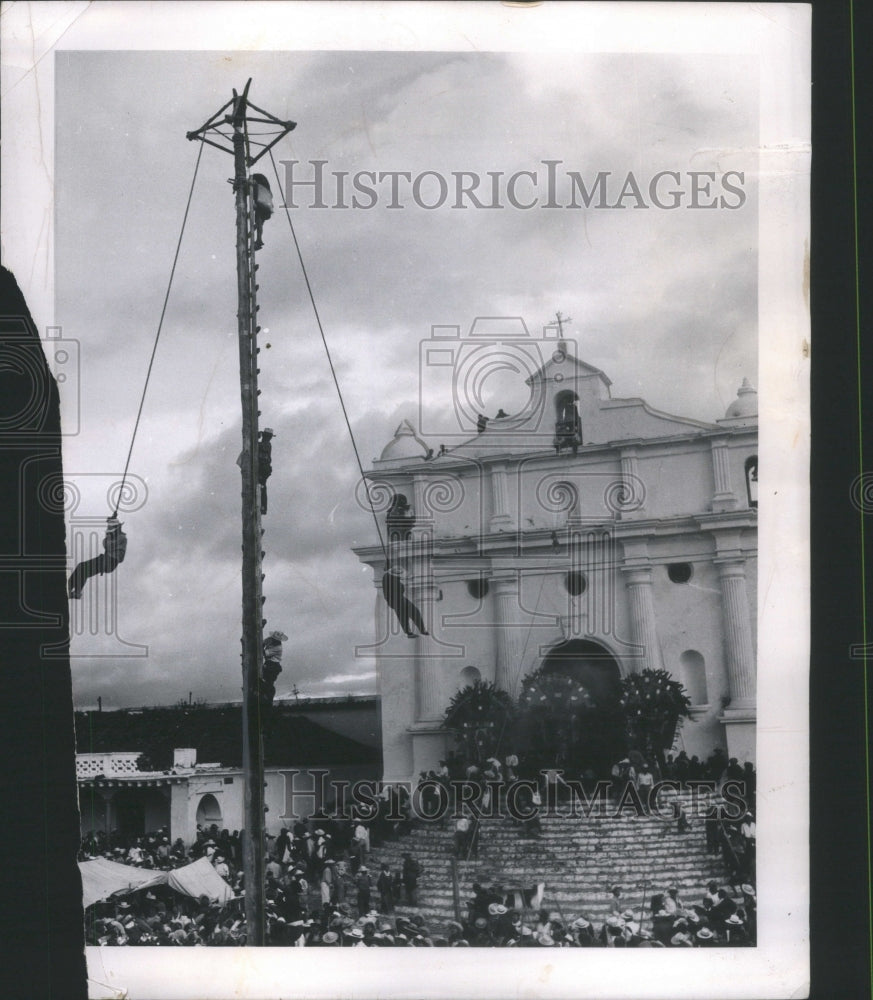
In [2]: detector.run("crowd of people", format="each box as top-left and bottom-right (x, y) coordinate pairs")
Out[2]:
(81, 746), (756, 947)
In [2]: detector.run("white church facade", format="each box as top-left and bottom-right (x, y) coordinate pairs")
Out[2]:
(353, 321), (757, 785)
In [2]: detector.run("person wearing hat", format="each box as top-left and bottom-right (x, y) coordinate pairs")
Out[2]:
(401, 852), (423, 905)
(261, 628), (288, 707)
(724, 912), (747, 945)
(256, 427), (275, 514)
(608, 885), (624, 916)
(695, 926), (716, 946)
(376, 862), (395, 914)
(319, 858), (336, 907)
(355, 866), (371, 916)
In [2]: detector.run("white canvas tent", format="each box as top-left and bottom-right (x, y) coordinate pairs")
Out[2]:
(79, 856), (233, 908)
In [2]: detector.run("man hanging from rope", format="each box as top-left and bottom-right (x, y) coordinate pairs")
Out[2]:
(68, 517), (128, 599)
(381, 564), (428, 638)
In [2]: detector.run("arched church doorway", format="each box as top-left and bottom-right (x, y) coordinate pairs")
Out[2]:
(196, 793), (223, 830)
(538, 639), (625, 776)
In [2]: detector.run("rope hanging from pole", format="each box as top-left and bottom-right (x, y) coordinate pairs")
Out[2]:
(267, 148), (389, 562)
(113, 137), (206, 518)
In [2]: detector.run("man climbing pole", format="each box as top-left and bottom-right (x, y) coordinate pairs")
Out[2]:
(381, 564), (428, 638)
(261, 629), (288, 710)
(252, 173), (274, 251)
(258, 428), (274, 515)
(68, 517), (128, 599)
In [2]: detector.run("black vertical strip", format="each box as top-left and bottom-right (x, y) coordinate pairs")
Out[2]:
(0, 267), (87, 998)
(810, 3), (873, 998)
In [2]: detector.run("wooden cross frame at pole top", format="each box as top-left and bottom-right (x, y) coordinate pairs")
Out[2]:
(187, 80), (296, 946)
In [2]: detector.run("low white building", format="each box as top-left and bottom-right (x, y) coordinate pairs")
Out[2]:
(354, 326), (757, 783)
(76, 748), (375, 844)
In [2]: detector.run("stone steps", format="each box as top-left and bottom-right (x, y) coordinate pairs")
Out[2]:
(353, 793), (733, 934)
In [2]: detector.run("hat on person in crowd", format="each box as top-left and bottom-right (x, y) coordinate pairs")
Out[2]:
(725, 914), (744, 926)
(322, 931), (339, 945)
(488, 903), (507, 916)
(620, 909), (635, 921)
(697, 927), (715, 941)
(570, 917), (591, 929)
(741, 884), (756, 897)
(314, 829), (325, 836)
(378, 921), (393, 934)
(359, 865), (368, 873)
(605, 916), (623, 929)
(451, 939), (470, 947)
(117, 902), (130, 910)
(445, 920), (464, 935)
(474, 917), (488, 930)
(670, 931), (693, 946)
(267, 629), (288, 642)
(322, 858), (335, 865)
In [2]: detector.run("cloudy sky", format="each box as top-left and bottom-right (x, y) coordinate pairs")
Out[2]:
(54, 45), (758, 710)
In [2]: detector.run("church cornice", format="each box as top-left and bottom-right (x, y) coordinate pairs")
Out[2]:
(351, 512), (757, 569)
(366, 424), (756, 477)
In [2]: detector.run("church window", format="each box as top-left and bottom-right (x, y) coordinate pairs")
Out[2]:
(745, 455), (758, 508)
(667, 562), (693, 584)
(679, 650), (708, 705)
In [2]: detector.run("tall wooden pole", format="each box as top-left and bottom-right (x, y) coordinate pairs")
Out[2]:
(232, 90), (267, 946)
(187, 80), (295, 947)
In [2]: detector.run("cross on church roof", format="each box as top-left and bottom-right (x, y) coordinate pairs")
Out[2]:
(554, 311), (571, 337)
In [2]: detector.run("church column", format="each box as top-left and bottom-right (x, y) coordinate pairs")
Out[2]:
(715, 558), (755, 708)
(407, 574), (443, 723)
(620, 565), (664, 673)
(710, 437), (738, 512)
(489, 461), (513, 530)
(405, 489), (443, 722)
(492, 573), (526, 697)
